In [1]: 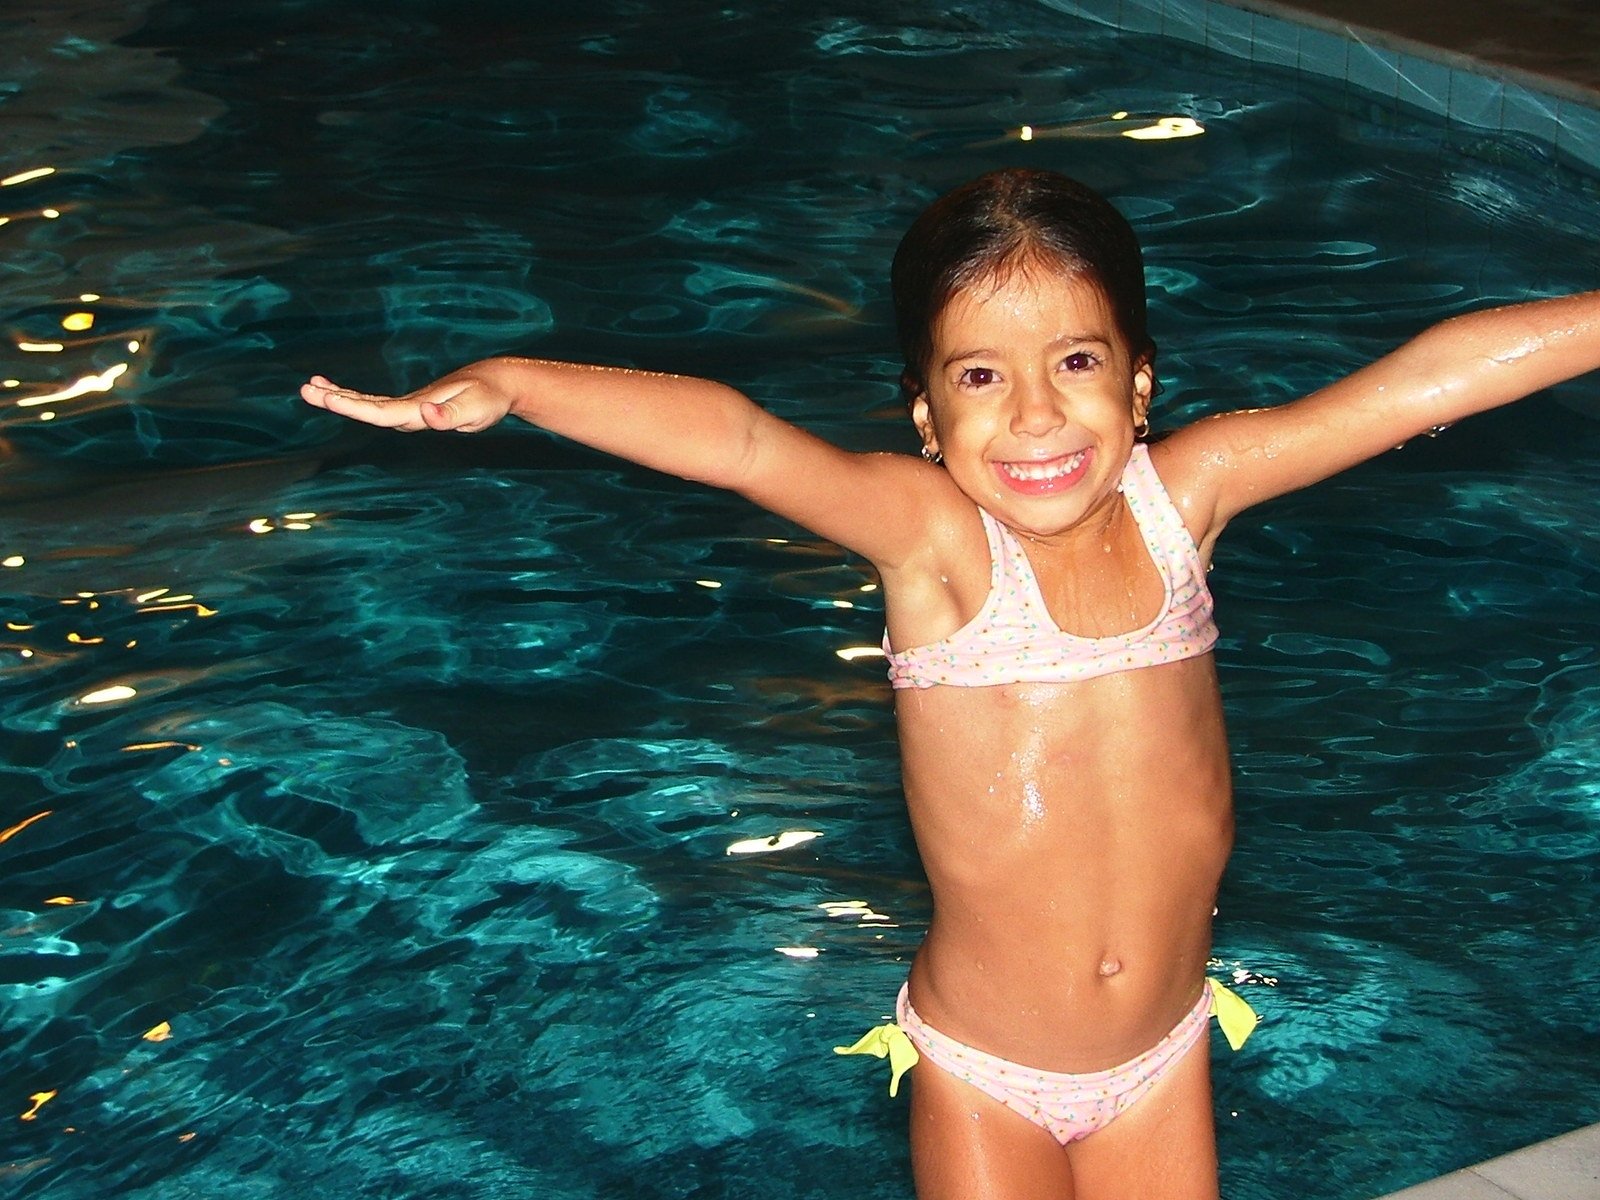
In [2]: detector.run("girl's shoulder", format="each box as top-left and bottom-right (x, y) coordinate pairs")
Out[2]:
(1145, 429), (1230, 562)
(1145, 429), (1207, 503)
(878, 473), (996, 651)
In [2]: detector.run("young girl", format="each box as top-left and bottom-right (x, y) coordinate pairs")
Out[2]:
(301, 168), (1600, 1200)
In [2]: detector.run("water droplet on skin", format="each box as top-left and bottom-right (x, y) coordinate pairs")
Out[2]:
(1022, 780), (1045, 822)
(1492, 335), (1544, 366)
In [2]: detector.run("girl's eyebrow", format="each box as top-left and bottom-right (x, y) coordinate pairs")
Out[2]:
(942, 347), (995, 367)
(942, 332), (1112, 367)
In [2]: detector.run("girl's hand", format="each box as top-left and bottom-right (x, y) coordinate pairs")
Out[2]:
(299, 373), (514, 433)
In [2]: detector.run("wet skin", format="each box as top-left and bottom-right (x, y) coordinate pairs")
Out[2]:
(887, 266), (1233, 1072)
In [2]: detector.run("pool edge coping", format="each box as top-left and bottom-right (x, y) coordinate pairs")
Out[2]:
(1369, 1121), (1600, 1200)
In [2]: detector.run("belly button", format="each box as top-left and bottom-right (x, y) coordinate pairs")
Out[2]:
(1098, 958), (1122, 977)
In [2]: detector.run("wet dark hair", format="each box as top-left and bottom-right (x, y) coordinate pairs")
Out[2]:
(891, 168), (1155, 405)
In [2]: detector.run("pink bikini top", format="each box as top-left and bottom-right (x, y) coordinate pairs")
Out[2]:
(884, 444), (1217, 689)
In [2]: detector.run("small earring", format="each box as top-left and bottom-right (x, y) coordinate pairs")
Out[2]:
(921, 446), (944, 465)
(1134, 420), (1150, 440)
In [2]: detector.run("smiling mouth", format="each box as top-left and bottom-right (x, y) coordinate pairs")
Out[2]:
(997, 449), (1087, 482)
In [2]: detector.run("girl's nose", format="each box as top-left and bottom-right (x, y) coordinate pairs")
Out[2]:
(1009, 377), (1066, 437)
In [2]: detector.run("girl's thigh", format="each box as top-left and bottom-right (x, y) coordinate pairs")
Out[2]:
(908, 1062), (1076, 1200)
(1065, 1039), (1219, 1200)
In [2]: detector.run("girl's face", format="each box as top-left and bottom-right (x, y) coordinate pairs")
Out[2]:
(911, 265), (1152, 543)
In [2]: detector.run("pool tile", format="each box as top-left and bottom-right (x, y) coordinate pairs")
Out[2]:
(1248, 11), (1303, 70)
(1394, 53), (1451, 118)
(1204, 1), (1253, 60)
(1446, 68), (1505, 131)
(1346, 36), (1401, 100)
(1554, 98), (1600, 167)
(1118, 0), (1164, 35)
(1501, 82), (1560, 142)
(1160, 0), (1208, 46)
(1034, 0), (1102, 28)
(1297, 23), (1350, 86)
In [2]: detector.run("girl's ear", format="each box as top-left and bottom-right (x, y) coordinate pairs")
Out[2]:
(910, 392), (940, 458)
(1131, 359), (1154, 431)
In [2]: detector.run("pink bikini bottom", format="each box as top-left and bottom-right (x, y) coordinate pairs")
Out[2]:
(895, 982), (1212, 1146)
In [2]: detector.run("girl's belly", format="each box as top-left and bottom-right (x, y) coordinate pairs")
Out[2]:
(893, 660), (1233, 1071)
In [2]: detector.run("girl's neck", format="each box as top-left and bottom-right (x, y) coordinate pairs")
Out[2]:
(1010, 484), (1126, 554)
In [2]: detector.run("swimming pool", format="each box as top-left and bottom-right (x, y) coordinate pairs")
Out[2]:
(3, 1), (1598, 1196)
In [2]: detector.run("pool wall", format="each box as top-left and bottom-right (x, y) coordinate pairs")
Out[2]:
(1037, 0), (1600, 175)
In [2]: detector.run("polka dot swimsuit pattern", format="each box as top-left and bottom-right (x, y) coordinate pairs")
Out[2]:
(884, 444), (1217, 689)
(895, 982), (1213, 1145)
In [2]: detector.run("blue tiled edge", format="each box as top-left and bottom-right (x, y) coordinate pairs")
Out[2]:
(1447, 68), (1505, 131)
(1345, 36), (1401, 102)
(1501, 82), (1562, 145)
(1296, 23), (1348, 83)
(1161, 0), (1207, 46)
(1395, 53), (1452, 121)
(1204, 2), (1254, 62)
(1556, 98), (1600, 166)
(1249, 16), (1299, 71)
(1118, 0), (1164, 35)
(1030, 0), (1600, 175)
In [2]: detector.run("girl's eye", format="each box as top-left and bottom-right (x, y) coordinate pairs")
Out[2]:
(958, 367), (997, 389)
(1061, 351), (1099, 372)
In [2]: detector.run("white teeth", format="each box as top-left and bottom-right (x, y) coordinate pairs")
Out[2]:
(1001, 450), (1085, 481)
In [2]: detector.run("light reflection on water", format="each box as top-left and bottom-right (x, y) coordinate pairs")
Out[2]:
(2, 1), (1599, 1198)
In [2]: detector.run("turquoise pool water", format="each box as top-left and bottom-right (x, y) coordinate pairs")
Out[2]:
(3, 2), (1598, 1197)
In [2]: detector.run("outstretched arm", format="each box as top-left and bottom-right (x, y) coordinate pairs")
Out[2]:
(301, 357), (948, 568)
(304, 359), (776, 485)
(1158, 290), (1600, 554)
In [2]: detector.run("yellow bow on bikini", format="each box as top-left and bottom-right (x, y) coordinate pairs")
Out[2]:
(837, 980), (1258, 1098)
(1207, 978), (1259, 1051)
(833, 1023), (920, 1097)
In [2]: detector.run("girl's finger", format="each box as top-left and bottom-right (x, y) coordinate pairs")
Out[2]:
(421, 399), (460, 430)
(304, 375), (403, 406)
